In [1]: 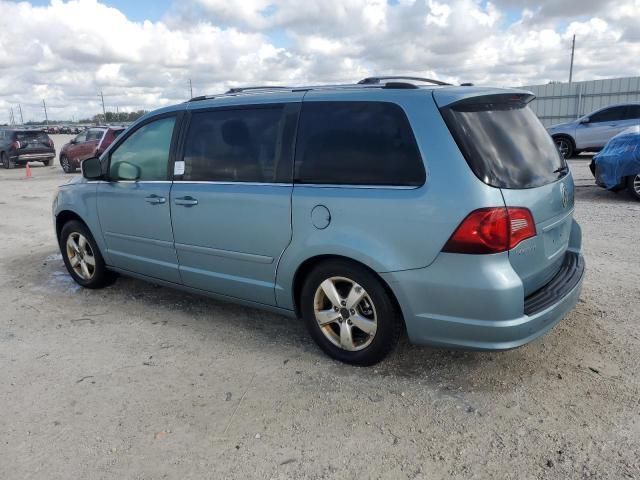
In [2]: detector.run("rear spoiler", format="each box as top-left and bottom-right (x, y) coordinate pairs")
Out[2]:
(433, 87), (535, 109)
(445, 93), (535, 110)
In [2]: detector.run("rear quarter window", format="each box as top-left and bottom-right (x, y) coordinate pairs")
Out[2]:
(294, 101), (425, 186)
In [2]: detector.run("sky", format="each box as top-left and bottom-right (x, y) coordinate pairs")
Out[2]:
(0, 0), (639, 123)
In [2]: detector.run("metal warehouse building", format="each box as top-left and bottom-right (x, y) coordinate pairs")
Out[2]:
(520, 76), (640, 127)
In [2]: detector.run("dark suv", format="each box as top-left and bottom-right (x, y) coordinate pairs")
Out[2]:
(59, 126), (125, 173)
(0, 129), (55, 169)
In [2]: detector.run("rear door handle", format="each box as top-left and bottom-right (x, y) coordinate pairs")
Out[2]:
(174, 196), (198, 207)
(145, 195), (166, 205)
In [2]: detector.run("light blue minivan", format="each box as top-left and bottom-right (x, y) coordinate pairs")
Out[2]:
(53, 76), (585, 365)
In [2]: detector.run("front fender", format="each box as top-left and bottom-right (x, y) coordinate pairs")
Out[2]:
(54, 181), (110, 263)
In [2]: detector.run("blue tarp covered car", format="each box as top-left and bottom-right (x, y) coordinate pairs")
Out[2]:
(590, 125), (640, 200)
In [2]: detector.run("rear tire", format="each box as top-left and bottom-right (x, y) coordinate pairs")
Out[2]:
(554, 136), (574, 159)
(2, 152), (14, 169)
(59, 220), (115, 289)
(43, 158), (52, 167)
(300, 260), (401, 366)
(628, 175), (640, 201)
(60, 155), (75, 173)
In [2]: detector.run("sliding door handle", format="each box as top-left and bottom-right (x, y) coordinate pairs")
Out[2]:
(174, 196), (198, 206)
(145, 195), (166, 205)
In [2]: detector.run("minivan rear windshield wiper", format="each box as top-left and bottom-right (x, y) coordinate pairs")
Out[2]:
(553, 166), (569, 174)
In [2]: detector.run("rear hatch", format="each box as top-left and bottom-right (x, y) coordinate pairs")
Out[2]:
(435, 89), (574, 296)
(15, 131), (54, 155)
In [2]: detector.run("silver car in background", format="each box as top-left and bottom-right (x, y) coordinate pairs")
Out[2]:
(547, 103), (640, 158)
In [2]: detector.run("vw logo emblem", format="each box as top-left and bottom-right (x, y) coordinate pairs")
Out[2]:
(560, 183), (569, 208)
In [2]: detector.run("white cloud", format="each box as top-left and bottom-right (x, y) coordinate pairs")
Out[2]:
(0, 0), (639, 122)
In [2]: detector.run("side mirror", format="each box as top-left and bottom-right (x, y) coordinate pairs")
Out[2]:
(113, 161), (140, 181)
(82, 157), (103, 180)
(70, 139), (77, 144)
(579, 116), (590, 124)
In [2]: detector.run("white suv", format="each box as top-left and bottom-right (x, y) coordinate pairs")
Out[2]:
(547, 103), (640, 158)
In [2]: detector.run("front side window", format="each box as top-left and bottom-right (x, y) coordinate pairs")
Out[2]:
(294, 101), (425, 186)
(87, 129), (105, 141)
(590, 106), (627, 123)
(109, 116), (175, 181)
(74, 131), (87, 143)
(182, 106), (286, 182)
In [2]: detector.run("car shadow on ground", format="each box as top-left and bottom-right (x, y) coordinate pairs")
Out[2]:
(5, 245), (603, 397)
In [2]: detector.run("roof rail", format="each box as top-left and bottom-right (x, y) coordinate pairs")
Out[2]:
(186, 78), (448, 103)
(188, 95), (216, 102)
(226, 86), (292, 94)
(357, 76), (452, 86)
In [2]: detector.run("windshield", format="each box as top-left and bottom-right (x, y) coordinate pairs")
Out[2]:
(441, 99), (566, 189)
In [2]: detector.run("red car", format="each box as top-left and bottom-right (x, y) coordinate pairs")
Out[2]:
(59, 126), (125, 173)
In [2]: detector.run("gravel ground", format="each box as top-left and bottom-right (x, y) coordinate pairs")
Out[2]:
(0, 136), (638, 479)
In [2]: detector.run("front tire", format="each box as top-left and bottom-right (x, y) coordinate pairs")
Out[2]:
(59, 220), (115, 288)
(300, 260), (401, 366)
(628, 175), (640, 201)
(60, 155), (75, 173)
(554, 136), (574, 159)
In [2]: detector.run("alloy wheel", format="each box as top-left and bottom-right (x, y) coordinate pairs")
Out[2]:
(555, 139), (570, 158)
(313, 276), (377, 352)
(634, 174), (640, 195)
(66, 232), (96, 280)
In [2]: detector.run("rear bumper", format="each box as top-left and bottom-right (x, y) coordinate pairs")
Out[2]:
(381, 222), (585, 351)
(10, 152), (55, 163)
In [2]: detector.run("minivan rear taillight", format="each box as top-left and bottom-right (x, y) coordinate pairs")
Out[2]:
(442, 207), (536, 254)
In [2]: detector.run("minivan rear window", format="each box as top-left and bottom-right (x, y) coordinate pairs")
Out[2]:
(294, 101), (425, 186)
(441, 96), (566, 189)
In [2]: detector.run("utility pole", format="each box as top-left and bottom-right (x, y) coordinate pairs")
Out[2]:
(18, 104), (24, 124)
(42, 99), (49, 126)
(99, 91), (106, 119)
(568, 34), (575, 85)
(188, 78), (193, 98)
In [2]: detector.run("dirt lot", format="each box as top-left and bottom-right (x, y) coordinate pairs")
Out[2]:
(1, 135), (639, 479)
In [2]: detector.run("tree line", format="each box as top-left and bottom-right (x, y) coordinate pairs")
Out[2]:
(18, 110), (149, 126)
